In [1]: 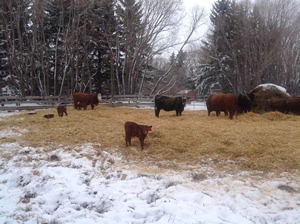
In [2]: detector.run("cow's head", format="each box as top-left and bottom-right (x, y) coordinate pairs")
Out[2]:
(142, 125), (152, 135)
(97, 93), (102, 102)
(238, 94), (252, 112)
(93, 93), (102, 106)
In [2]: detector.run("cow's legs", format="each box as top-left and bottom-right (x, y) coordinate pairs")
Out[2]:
(229, 111), (234, 119)
(155, 108), (160, 118)
(125, 136), (131, 146)
(139, 139), (144, 150)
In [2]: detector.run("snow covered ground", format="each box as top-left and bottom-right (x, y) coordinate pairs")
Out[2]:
(0, 109), (299, 224)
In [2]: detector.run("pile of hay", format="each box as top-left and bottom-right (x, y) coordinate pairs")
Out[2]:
(1, 104), (299, 173)
(249, 83), (291, 114)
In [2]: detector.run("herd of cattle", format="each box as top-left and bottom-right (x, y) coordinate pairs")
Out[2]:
(48, 92), (299, 150)
(155, 93), (300, 119)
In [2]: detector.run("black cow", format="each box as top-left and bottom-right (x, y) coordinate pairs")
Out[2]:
(155, 95), (186, 118)
(237, 94), (254, 114)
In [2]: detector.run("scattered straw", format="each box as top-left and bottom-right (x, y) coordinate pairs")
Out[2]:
(0, 104), (299, 173)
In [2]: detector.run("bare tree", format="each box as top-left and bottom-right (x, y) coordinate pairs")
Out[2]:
(149, 5), (206, 95)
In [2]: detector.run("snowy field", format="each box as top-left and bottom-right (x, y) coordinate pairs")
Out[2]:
(0, 105), (299, 224)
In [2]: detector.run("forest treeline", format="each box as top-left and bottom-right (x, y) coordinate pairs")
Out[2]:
(194, 0), (300, 96)
(0, 0), (299, 97)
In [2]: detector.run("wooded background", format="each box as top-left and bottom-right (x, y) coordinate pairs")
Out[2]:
(0, 0), (299, 97)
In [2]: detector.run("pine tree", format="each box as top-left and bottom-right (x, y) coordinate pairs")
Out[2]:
(116, 0), (145, 94)
(195, 0), (235, 96)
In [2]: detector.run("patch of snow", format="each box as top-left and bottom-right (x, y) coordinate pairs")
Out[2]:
(185, 101), (207, 111)
(0, 111), (299, 224)
(258, 83), (289, 94)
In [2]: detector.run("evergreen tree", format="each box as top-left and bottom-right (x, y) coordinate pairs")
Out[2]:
(116, 0), (145, 94)
(195, 0), (234, 96)
(91, 0), (117, 95)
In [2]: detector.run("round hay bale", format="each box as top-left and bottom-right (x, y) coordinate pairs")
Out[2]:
(249, 83), (291, 114)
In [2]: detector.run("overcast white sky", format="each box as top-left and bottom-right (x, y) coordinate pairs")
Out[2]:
(178, 0), (216, 50)
(183, 0), (215, 12)
(159, 0), (217, 56)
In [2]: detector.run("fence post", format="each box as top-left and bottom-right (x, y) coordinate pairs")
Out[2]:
(49, 95), (55, 107)
(135, 95), (138, 107)
(16, 95), (21, 106)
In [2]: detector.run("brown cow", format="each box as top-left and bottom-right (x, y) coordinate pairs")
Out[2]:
(73, 93), (101, 110)
(124, 122), (152, 150)
(206, 93), (237, 119)
(57, 106), (68, 117)
(270, 98), (300, 115)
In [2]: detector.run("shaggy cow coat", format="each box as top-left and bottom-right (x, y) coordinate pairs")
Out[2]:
(124, 122), (152, 150)
(206, 93), (237, 119)
(155, 95), (186, 118)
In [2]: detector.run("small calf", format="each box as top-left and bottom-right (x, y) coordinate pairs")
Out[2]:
(124, 122), (152, 150)
(57, 106), (68, 117)
(44, 114), (54, 119)
(77, 102), (87, 110)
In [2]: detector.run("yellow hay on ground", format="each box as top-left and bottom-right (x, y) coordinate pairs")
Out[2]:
(0, 104), (299, 173)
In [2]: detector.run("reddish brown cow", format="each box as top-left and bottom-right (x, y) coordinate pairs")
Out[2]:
(206, 93), (237, 119)
(125, 122), (152, 150)
(270, 98), (300, 115)
(57, 106), (68, 117)
(73, 93), (101, 110)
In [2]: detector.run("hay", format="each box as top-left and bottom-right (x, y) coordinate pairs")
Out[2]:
(1, 105), (299, 173)
(250, 85), (291, 113)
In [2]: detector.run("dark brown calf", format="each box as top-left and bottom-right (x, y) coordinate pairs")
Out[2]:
(77, 102), (88, 110)
(44, 114), (54, 119)
(57, 106), (68, 117)
(124, 122), (152, 150)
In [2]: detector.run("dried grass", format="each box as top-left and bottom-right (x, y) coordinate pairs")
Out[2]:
(1, 104), (299, 173)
